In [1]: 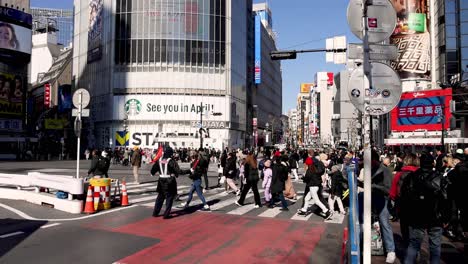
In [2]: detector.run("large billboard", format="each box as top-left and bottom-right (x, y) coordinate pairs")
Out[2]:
(300, 83), (313, 94)
(113, 95), (228, 121)
(88, 0), (104, 63)
(391, 89), (452, 132)
(0, 6), (32, 63)
(389, 0), (431, 80)
(255, 14), (261, 84)
(0, 72), (25, 131)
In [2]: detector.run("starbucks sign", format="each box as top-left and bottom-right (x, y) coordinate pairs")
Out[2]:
(125, 99), (141, 116)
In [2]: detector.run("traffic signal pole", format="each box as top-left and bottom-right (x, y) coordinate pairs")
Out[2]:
(270, 48), (346, 60)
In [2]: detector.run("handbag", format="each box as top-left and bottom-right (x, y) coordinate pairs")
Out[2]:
(220, 176), (226, 184)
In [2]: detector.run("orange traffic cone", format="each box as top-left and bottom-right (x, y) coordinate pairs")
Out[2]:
(83, 186), (95, 214)
(121, 181), (129, 206)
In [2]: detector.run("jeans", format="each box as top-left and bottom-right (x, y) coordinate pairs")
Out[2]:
(186, 179), (207, 206)
(238, 180), (261, 206)
(374, 196), (395, 253)
(270, 192), (288, 209)
(404, 226), (442, 264)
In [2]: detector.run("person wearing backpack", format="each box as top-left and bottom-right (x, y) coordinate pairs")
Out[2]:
(235, 152), (262, 208)
(389, 153), (420, 247)
(87, 150), (110, 178)
(400, 153), (451, 264)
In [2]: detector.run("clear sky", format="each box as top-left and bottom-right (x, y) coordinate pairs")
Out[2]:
(31, 0), (359, 114)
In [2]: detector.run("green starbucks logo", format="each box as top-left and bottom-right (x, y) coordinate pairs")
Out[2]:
(125, 99), (141, 116)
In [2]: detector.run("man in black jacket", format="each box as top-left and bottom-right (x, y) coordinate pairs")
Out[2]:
(177, 151), (210, 211)
(88, 150), (110, 178)
(268, 155), (289, 211)
(150, 147), (190, 219)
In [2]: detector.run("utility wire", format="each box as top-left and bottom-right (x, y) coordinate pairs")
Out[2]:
(281, 33), (347, 50)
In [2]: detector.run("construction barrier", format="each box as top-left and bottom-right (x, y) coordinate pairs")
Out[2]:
(89, 178), (111, 211)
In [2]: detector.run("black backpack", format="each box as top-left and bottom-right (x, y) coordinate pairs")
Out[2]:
(401, 169), (449, 222)
(97, 156), (109, 172)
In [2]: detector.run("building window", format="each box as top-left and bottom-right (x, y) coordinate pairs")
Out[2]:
(115, 0), (226, 67)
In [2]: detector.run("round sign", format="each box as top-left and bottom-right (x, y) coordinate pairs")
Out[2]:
(347, 0), (397, 43)
(348, 62), (402, 116)
(72, 88), (91, 108)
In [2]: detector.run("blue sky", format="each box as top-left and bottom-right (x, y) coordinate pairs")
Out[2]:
(31, 0), (358, 114)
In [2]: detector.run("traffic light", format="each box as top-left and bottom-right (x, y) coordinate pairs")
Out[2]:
(450, 116), (457, 130)
(270, 51), (297, 60)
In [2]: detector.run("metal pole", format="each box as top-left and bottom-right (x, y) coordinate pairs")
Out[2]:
(362, 1), (372, 263)
(76, 92), (82, 179)
(200, 102), (203, 149)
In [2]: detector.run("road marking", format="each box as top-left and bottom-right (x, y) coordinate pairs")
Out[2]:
(257, 195), (302, 218)
(324, 212), (345, 224)
(40, 223), (61, 229)
(0, 231), (24, 238)
(140, 189), (230, 207)
(291, 211), (315, 221)
(208, 189), (264, 211)
(129, 185), (190, 203)
(0, 202), (136, 222)
(227, 204), (257, 215)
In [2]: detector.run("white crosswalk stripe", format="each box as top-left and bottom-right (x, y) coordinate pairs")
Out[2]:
(130, 185), (190, 203)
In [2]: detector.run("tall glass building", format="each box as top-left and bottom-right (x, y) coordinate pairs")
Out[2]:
(31, 7), (73, 47)
(73, 0), (252, 150)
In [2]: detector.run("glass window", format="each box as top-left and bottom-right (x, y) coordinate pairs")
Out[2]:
(462, 35), (468, 46)
(447, 37), (457, 49)
(446, 25), (457, 38)
(461, 23), (468, 34)
(446, 0), (456, 13)
(446, 13), (456, 25)
(462, 48), (468, 60)
(461, 0), (468, 9)
(447, 50), (458, 61)
(462, 59), (468, 71)
(462, 10), (468, 22)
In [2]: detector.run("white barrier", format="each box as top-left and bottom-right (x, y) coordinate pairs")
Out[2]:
(0, 172), (84, 214)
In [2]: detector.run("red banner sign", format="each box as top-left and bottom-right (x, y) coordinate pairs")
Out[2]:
(44, 83), (51, 108)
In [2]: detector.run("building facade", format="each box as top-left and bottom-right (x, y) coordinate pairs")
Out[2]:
(31, 7), (74, 47)
(73, 0), (253, 150)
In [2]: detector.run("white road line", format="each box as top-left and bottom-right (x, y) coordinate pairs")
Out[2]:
(291, 211), (315, 221)
(208, 189), (264, 211)
(125, 182), (157, 189)
(227, 204), (256, 215)
(324, 212), (345, 224)
(128, 185), (189, 196)
(0, 202), (136, 222)
(258, 195), (303, 218)
(40, 223), (61, 229)
(140, 189), (230, 207)
(130, 185), (190, 203)
(0, 231), (24, 238)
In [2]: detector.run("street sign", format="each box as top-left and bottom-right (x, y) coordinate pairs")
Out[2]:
(74, 118), (82, 137)
(348, 43), (398, 60)
(348, 62), (402, 116)
(347, 0), (396, 43)
(270, 51), (297, 60)
(72, 108), (90, 117)
(72, 88), (91, 109)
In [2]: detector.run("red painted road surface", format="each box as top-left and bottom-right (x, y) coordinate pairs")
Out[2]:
(109, 213), (326, 264)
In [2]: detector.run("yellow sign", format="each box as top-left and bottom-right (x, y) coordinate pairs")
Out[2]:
(45, 119), (66, 130)
(115, 131), (129, 146)
(300, 83), (314, 94)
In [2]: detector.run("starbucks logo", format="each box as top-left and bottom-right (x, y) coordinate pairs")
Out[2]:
(125, 99), (141, 116)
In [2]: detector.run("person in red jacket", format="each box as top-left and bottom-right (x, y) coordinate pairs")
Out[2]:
(389, 153), (420, 246)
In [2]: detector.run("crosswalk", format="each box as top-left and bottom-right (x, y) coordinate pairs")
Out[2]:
(125, 181), (346, 224)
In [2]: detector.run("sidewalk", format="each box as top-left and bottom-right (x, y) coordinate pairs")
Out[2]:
(370, 221), (467, 264)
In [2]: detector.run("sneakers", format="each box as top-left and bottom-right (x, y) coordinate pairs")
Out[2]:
(176, 202), (188, 209)
(323, 210), (333, 220)
(201, 204), (210, 211)
(235, 190), (241, 196)
(235, 201), (242, 206)
(297, 209), (307, 215)
(280, 207), (289, 211)
(385, 252), (396, 264)
(254, 204), (260, 208)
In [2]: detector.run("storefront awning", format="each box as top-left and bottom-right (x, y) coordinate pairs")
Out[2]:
(384, 137), (468, 146)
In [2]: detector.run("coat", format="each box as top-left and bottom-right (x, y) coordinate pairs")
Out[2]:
(270, 162), (288, 194)
(131, 150), (142, 167)
(223, 156), (237, 179)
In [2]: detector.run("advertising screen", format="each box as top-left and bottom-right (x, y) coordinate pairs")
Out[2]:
(255, 14), (261, 84)
(0, 6), (32, 62)
(391, 89), (452, 132)
(0, 72), (24, 131)
(88, 0), (104, 63)
(389, 0), (431, 80)
(300, 83), (313, 94)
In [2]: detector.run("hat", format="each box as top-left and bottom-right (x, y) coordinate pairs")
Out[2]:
(453, 153), (465, 161)
(163, 147), (174, 159)
(456, 149), (464, 154)
(419, 153), (435, 168)
(101, 151), (108, 158)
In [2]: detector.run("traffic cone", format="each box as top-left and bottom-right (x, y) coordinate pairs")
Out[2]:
(121, 181), (129, 206)
(83, 186), (95, 214)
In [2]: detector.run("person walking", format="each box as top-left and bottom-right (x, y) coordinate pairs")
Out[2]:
(268, 155), (289, 211)
(298, 154), (332, 219)
(199, 148), (210, 190)
(177, 152), (210, 211)
(235, 152), (262, 208)
(400, 153), (451, 264)
(289, 151), (300, 182)
(327, 165), (346, 215)
(87, 150), (110, 178)
(262, 159), (273, 205)
(151, 147), (190, 219)
(283, 156), (298, 200)
(224, 151), (240, 195)
(131, 146), (142, 183)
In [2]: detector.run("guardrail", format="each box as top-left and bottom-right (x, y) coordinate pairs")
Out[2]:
(0, 172), (84, 214)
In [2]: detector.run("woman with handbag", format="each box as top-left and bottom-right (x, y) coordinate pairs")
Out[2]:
(235, 152), (262, 208)
(177, 152), (210, 211)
